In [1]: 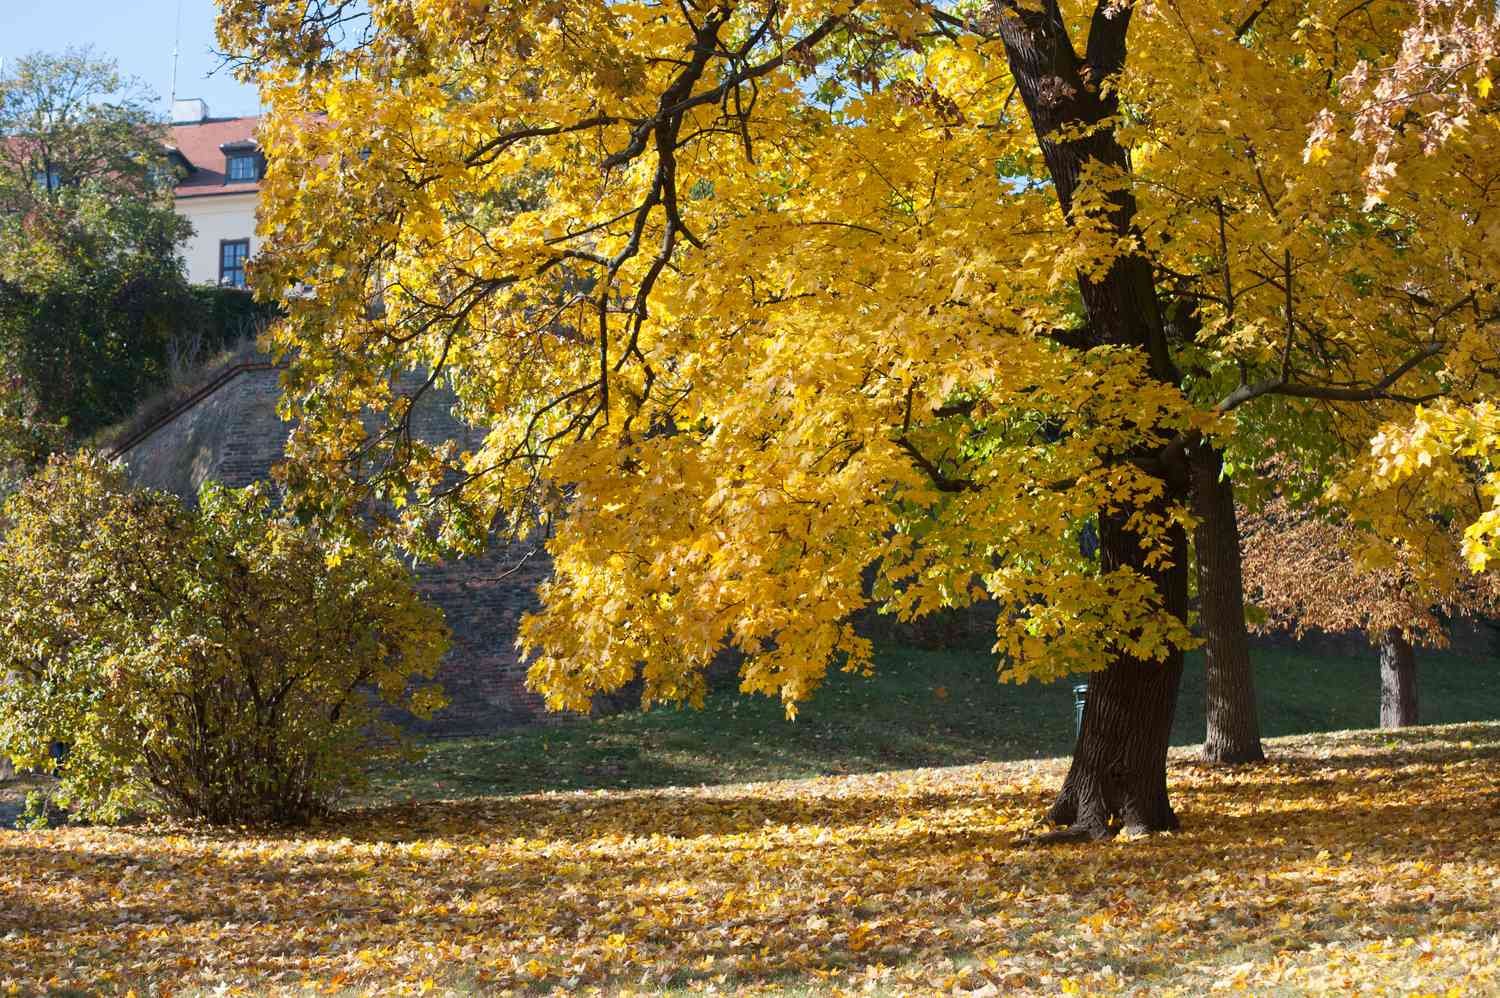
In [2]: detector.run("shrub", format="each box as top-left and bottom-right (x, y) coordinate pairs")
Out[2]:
(0, 360), (64, 497)
(183, 286), (280, 351)
(0, 453), (449, 825)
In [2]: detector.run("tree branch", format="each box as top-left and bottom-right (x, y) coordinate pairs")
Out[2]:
(894, 436), (980, 493)
(1213, 340), (1447, 412)
(1234, 0), (1275, 40)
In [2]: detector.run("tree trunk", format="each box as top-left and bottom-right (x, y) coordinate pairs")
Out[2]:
(1049, 512), (1189, 838)
(1190, 445), (1265, 764)
(995, 1), (1190, 837)
(1378, 628), (1418, 728)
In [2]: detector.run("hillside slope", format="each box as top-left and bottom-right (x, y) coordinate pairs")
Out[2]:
(372, 642), (1500, 799)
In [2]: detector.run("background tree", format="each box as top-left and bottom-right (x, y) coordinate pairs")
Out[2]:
(220, 0), (1499, 838)
(1128, 0), (1495, 764)
(1306, 0), (1500, 574)
(1241, 490), (1500, 728)
(0, 48), (194, 443)
(1190, 443), (1264, 763)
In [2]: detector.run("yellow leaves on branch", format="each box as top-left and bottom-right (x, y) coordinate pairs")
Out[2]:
(217, 0), (1500, 712)
(1371, 401), (1500, 571)
(3, 725), (1499, 995)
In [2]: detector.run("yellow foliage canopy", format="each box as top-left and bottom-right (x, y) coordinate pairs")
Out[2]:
(217, 0), (1500, 710)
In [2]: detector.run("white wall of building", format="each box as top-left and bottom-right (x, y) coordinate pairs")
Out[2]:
(176, 193), (259, 285)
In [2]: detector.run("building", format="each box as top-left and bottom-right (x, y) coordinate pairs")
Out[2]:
(165, 99), (262, 287)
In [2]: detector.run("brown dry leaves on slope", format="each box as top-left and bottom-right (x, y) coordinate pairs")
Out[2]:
(3, 724), (1499, 996)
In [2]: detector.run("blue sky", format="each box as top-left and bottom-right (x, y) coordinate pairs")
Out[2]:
(2, 0), (260, 119)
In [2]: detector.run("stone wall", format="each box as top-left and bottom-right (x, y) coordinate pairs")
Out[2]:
(121, 360), (554, 734)
(125, 363), (286, 496)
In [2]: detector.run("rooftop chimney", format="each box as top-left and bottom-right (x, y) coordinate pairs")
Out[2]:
(170, 98), (209, 124)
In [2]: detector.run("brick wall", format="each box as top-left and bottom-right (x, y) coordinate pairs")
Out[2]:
(125, 364), (286, 495)
(405, 545), (555, 734)
(122, 360), (555, 734)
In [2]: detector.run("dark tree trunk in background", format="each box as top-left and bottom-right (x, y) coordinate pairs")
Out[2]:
(1378, 628), (1418, 728)
(995, 0), (1189, 837)
(1190, 445), (1265, 764)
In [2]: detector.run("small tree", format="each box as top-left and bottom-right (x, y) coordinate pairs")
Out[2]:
(1241, 493), (1500, 728)
(0, 454), (449, 825)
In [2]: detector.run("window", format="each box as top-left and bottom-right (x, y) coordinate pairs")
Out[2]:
(33, 168), (63, 191)
(226, 154), (259, 182)
(219, 240), (250, 288)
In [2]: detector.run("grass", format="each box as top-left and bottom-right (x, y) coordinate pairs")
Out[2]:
(371, 642), (1500, 802)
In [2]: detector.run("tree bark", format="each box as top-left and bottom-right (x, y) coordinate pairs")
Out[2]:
(1378, 628), (1418, 728)
(1190, 445), (1265, 764)
(995, 0), (1190, 836)
(1049, 514), (1188, 838)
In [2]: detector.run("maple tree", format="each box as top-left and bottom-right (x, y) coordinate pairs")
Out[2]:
(1189, 445), (1264, 764)
(1312, 0), (1500, 573)
(218, 0), (1500, 837)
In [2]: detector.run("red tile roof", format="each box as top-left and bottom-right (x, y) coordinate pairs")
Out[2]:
(168, 116), (262, 199)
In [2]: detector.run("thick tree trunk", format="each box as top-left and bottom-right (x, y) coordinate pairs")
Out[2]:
(1190, 445), (1265, 764)
(1049, 513), (1189, 838)
(1378, 628), (1418, 728)
(995, 1), (1190, 837)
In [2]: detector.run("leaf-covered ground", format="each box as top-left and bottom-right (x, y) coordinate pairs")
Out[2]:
(4, 723), (1499, 995)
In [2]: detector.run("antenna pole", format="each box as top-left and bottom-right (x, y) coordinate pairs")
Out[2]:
(169, 0), (182, 110)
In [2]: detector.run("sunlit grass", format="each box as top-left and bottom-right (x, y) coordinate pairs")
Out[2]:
(370, 643), (1500, 801)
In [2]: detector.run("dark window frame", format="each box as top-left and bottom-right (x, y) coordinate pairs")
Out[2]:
(219, 239), (251, 288)
(225, 154), (259, 183)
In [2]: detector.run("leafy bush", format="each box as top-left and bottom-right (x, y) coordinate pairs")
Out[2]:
(0, 359), (64, 497)
(183, 286), (281, 354)
(0, 454), (449, 825)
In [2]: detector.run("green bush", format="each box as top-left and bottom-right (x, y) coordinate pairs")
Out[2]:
(0, 360), (64, 497)
(184, 285), (280, 348)
(0, 454), (449, 826)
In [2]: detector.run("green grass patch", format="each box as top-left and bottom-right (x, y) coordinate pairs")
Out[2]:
(370, 643), (1500, 802)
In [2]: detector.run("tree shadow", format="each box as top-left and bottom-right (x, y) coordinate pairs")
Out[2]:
(327, 780), (1054, 844)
